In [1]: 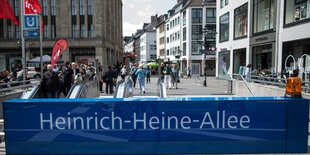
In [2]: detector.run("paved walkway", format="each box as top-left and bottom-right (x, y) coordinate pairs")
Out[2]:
(100, 76), (235, 98)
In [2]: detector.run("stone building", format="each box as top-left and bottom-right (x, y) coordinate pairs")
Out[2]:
(0, 0), (123, 71)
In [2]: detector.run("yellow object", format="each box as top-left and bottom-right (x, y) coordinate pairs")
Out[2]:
(285, 77), (302, 98)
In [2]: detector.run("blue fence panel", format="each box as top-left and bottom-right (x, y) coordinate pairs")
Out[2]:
(3, 97), (309, 154)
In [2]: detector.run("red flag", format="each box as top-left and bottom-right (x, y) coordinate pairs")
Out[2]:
(0, 0), (19, 25)
(51, 39), (68, 66)
(25, 0), (43, 33)
(25, 0), (41, 14)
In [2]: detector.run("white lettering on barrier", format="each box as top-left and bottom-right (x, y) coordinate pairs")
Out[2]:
(39, 111), (251, 130)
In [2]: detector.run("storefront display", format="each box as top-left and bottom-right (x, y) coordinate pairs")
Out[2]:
(234, 3), (248, 39)
(252, 45), (273, 73)
(220, 13), (229, 42)
(218, 51), (231, 79)
(233, 49), (246, 74)
(254, 0), (274, 33)
(285, 0), (310, 24)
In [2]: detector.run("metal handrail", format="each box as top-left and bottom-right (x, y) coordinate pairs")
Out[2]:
(157, 78), (167, 98)
(232, 74), (255, 97)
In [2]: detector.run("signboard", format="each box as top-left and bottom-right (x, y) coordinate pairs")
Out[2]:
(3, 97), (309, 154)
(191, 63), (201, 76)
(24, 14), (38, 29)
(23, 30), (39, 38)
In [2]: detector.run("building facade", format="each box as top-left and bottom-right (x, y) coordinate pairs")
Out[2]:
(0, 0), (123, 71)
(156, 17), (167, 60)
(216, 0), (310, 82)
(159, 0), (216, 76)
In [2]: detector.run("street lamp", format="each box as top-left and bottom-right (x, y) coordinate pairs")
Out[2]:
(202, 25), (216, 87)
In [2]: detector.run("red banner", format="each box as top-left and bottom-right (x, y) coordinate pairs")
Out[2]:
(51, 39), (68, 66)
(0, 0), (19, 25)
(25, 0), (42, 14)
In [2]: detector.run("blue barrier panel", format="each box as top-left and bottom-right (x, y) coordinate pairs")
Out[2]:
(3, 97), (309, 154)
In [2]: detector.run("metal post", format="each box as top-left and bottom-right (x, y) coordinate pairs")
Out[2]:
(203, 54), (207, 87)
(21, 0), (26, 85)
(39, 13), (43, 79)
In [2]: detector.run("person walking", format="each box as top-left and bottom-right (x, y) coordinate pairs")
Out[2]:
(135, 64), (146, 93)
(171, 64), (179, 89)
(104, 66), (114, 94)
(130, 64), (138, 88)
(120, 65), (127, 80)
(112, 65), (118, 92)
(187, 67), (191, 79)
(41, 64), (60, 98)
(61, 61), (74, 96)
(160, 63), (165, 82)
(163, 64), (172, 89)
(146, 67), (151, 84)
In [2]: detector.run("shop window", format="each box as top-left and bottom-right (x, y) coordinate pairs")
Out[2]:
(252, 45), (273, 72)
(253, 0), (274, 34)
(285, 0), (310, 24)
(233, 49), (246, 74)
(220, 12), (229, 42)
(218, 51), (231, 79)
(192, 8), (202, 23)
(234, 3), (248, 39)
(191, 41), (203, 55)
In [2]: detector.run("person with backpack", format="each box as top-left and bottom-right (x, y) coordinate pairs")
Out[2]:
(130, 64), (138, 88)
(135, 64), (146, 94)
(104, 66), (114, 94)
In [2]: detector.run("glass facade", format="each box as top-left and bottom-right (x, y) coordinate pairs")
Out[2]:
(234, 3), (248, 39)
(218, 51), (231, 79)
(206, 8), (216, 23)
(253, 0), (274, 34)
(285, 0), (310, 24)
(191, 41), (203, 55)
(220, 12), (229, 42)
(192, 25), (202, 40)
(252, 45), (273, 72)
(192, 8), (202, 23)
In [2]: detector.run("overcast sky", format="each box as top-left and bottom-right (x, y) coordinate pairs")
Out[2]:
(122, 0), (176, 36)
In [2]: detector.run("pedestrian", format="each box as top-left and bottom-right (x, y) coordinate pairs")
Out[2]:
(160, 63), (165, 82)
(187, 67), (191, 79)
(98, 66), (104, 92)
(163, 64), (172, 89)
(72, 62), (80, 77)
(146, 67), (151, 84)
(171, 64), (179, 89)
(52, 65), (59, 73)
(40, 64), (60, 98)
(104, 66), (114, 94)
(120, 65), (127, 79)
(131, 64), (138, 88)
(61, 61), (74, 96)
(245, 64), (252, 81)
(112, 65), (118, 91)
(135, 64), (146, 93)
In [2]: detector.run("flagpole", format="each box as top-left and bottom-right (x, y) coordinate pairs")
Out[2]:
(21, 0), (26, 85)
(39, 13), (43, 79)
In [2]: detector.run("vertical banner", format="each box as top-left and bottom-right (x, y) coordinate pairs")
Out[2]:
(51, 39), (68, 66)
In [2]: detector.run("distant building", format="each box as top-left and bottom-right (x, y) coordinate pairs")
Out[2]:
(0, 0), (123, 71)
(156, 15), (168, 60)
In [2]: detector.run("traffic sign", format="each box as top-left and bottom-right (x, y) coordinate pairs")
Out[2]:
(23, 30), (39, 38)
(24, 15), (38, 29)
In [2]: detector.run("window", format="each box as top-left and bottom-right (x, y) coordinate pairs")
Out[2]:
(88, 24), (93, 37)
(15, 25), (20, 38)
(160, 49), (165, 57)
(225, 0), (229, 5)
(43, 0), (48, 16)
(150, 45), (156, 50)
(166, 24), (170, 31)
(0, 19), (4, 38)
(192, 25), (202, 40)
(285, 0), (310, 24)
(183, 11), (186, 25)
(220, 12), (229, 42)
(160, 37), (165, 45)
(80, 0), (85, 15)
(88, 0), (93, 15)
(72, 0), (77, 15)
(221, 0), (224, 8)
(218, 51), (230, 79)
(191, 41), (203, 55)
(206, 8), (216, 23)
(205, 24), (216, 39)
(192, 8), (202, 23)
(167, 49), (170, 56)
(233, 49), (246, 74)
(14, 0), (19, 15)
(253, 0), (274, 34)
(234, 3), (248, 39)
(183, 27), (186, 41)
(51, 0), (56, 16)
(44, 25), (48, 38)
(8, 21), (12, 39)
(177, 17), (180, 25)
(167, 37), (170, 43)
(252, 45), (272, 70)
(183, 43), (187, 56)
(81, 24), (86, 38)
(51, 24), (56, 38)
(72, 24), (78, 38)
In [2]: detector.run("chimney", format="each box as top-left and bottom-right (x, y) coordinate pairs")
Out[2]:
(151, 14), (158, 23)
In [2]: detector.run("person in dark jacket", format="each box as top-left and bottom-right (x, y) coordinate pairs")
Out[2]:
(105, 66), (114, 94)
(41, 64), (60, 98)
(61, 61), (74, 96)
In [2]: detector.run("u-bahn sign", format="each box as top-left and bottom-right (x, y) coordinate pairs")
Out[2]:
(3, 97), (309, 154)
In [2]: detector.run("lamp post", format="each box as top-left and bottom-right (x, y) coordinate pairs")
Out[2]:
(202, 25), (216, 87)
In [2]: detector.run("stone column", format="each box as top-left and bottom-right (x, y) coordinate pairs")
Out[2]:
(85, 0), (88, 37)
(4, 19), (8, 39)
(10, 0), (16, 38)
(62, 48), (70, 62)
(76, 0), (80, 38)
(108, 0), (112, 41)
(93, 0), (102, 37)
(95, 47), (103, 66)
(102, 0), (107, 38)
